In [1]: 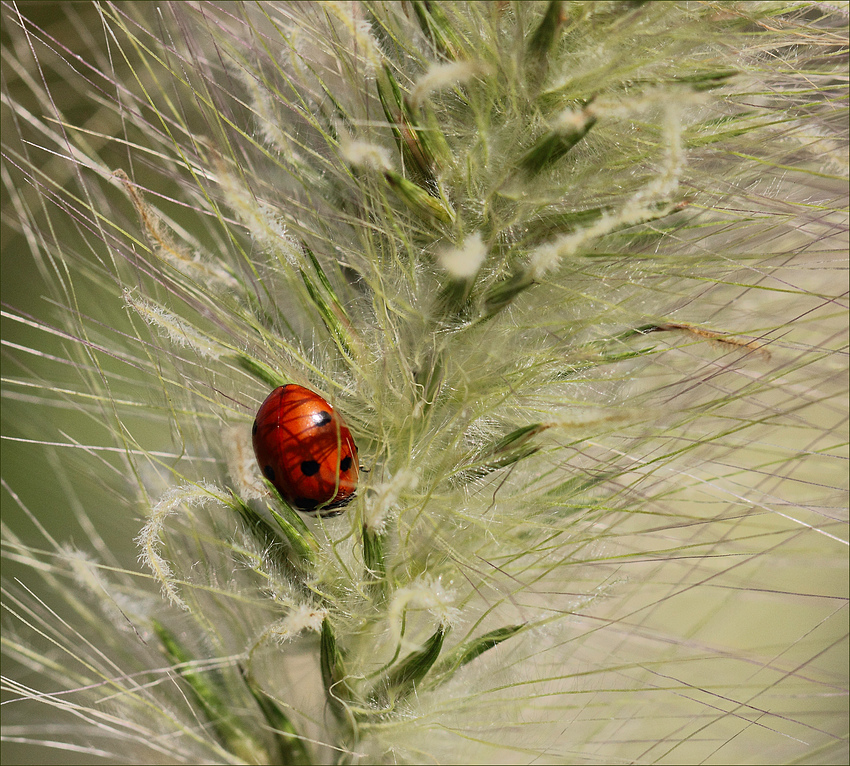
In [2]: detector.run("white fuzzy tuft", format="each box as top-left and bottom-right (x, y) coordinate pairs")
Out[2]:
(340, 138), (393, 172)
(268, 604), (328, 643)
(437, 232), (488, 279)
(409, 61), (489, 109)
(324, 1), (382, 70)
(136, 483), (229, 609)
(388, 575), (460, 650)
(218, 167), (302, 263)
(364, 468), (419, 534)
(237, 68), (300, 161)
(124, 289), (225, 360)
(551, 107), (593, 133)
(112, 169), (237, 290)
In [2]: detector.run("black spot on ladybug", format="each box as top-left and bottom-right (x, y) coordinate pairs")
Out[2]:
(301, 459), (320, 476)
(313, 410), (332, 427)
(252, 419), (258, 436)
(296, 497), (318, 511)
(263, 465), (275, 481)
(340, 456), (353, 472)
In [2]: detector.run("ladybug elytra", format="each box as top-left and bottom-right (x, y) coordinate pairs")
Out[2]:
(252, 384), (359, 515)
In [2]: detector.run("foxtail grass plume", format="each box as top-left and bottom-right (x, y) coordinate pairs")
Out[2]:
(2, 2), (847, 764)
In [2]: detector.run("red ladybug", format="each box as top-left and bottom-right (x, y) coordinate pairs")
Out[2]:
(252, 385), (359, 514)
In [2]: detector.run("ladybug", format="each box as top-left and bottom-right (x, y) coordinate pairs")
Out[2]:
(252, 384), (359, 515)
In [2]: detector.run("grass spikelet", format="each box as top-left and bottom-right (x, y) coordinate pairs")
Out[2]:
(124, 289), (226, 360)
(409, 60), (490, 109)
(137, 483), (229, 609)
(113, 169), (239, 290)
